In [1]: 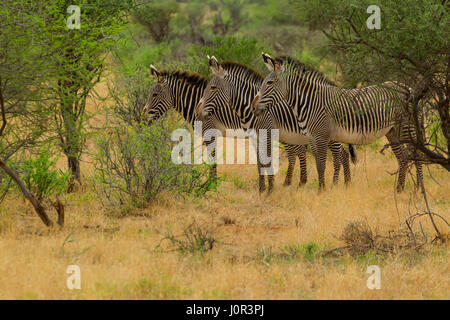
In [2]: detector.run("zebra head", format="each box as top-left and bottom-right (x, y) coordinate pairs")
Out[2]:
(142, 65), (172, 125)
(251, 53), (286, 117)
(195, 56), (230, 121)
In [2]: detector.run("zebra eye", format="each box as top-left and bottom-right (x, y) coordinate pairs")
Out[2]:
(210, 85), (217, 90)
(266, 80), (274, 86)
(152, 93), (158, 97)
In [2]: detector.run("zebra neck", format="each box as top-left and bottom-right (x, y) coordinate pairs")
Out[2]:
(230, 76), (261, 127)
(290, 76), (333, 121)
(168, 78), (205, 125)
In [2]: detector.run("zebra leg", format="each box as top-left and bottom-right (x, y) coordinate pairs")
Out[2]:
(342, 147), (351, 185)
(205, 138), (217, 180)
(256, 143), (267, 193)
(330, 141), (352, 185)
(258, 128), (274, 194)
(283, 145), (296, 186)
(328, 141), (342, 185)
(266, 129), (274, 194)
(202, 119), (218, 180)
(311, 137), (328, 192)
(386, 129), (407, 192)
(297, 145), (307, 186)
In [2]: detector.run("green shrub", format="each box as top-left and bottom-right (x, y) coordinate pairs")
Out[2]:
(187, 36), (266, 76)
(21, 146), (69, 201)
(94, 119), (220, 211)
(157, 220), (217, 256)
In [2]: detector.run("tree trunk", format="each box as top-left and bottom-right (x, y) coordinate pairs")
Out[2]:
(0, 159), (53, 227)
(67, 155), (81, 192)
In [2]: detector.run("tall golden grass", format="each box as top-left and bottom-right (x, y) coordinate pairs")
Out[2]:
(0, 79), (448, 300)
(0, 142), (449, 299)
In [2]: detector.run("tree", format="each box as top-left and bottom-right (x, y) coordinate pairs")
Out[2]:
(43, 0), (132, 190)
(209, 0), (249, 36)
(295, 0), (449, 171)
(0, 1), (62, 226)
(132, 0), (178, 43)
(295, 0), (449, 241)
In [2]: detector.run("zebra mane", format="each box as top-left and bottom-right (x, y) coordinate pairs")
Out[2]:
(159, 70), (209, 88)
(275, 56), (336, 86)
(221, 61), (264, 82)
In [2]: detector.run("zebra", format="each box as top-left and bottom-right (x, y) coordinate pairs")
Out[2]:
(141, 65), (309, 192)
(251, 53), (423, 192)
(195, 56), (356, 193)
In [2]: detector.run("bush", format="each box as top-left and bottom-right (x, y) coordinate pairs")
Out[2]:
(94, 119), (220, 211)
(132, 0), (178, 43)
(157, 220), (217, 255)
(21, 146), (70, 201)
(187, 36), (266, 76)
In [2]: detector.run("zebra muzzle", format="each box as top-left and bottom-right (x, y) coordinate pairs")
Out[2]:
(195, 100), (205, 119)
(250, 94), (260, 112)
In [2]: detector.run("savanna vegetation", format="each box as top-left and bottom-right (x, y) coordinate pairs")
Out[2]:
(0, 0), (448, 300)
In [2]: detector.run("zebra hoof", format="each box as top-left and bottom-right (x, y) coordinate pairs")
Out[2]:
(298, 180), (307, 187)
(317, 186), (326, 194)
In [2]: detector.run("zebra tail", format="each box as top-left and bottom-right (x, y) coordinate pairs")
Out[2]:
(348, 144), (357, 164)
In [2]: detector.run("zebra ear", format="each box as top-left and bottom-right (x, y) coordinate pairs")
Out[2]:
(149, 65), (160, 79)
(262, 52), (275, 71)
(209, 56), (225, 77)
(262, 52), (281, 73)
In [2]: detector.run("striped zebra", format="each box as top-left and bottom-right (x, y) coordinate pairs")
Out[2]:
(141, 65), (308, 192)
(195, 56), (356, 193)
(252, 54), (423, 192)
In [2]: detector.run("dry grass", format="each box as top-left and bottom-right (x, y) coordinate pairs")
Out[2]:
(0, 144), (449, 300)
(0, 77), (448, 300)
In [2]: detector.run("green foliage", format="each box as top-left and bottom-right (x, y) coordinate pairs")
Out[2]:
(41, 0), (134, 180)
(0, 1), (53, 162)
(21, 147), (70, 201)
(231, 175), (248, 190)
(157, 221), (217, 256)
(184, 166), (222, 198)
(295, 0), (449, 85)
(257, 245), (274, 265)
(280, 242), (321, 263)
(247, 0), (299, 26)
(94, 121), (219, 211)
(295, 0), (449, 170)
(356, 250), (385, 266)
(132, 0), (178, 42)
(188, 36), (266, 76)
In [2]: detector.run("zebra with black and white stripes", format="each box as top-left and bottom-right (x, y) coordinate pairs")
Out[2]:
(252, 54), (423, 192)
(195, 56), (356, 193)
(141, 65), (310, 192)
(141, 66), (240, 180)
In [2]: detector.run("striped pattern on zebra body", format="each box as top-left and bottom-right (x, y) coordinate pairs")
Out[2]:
(253, 54), (423, 192)
(141, 65), (312, 190)
(195, 56), (355, 193)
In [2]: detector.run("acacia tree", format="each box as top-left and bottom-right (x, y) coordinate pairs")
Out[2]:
(209, 0), (248, 36)
(296, 0), (449, 171)
(0, 1), (60, 226)
(132, 0), (178, 43)
(295, 0), (449, 241)
(44, 0), (132, 189)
